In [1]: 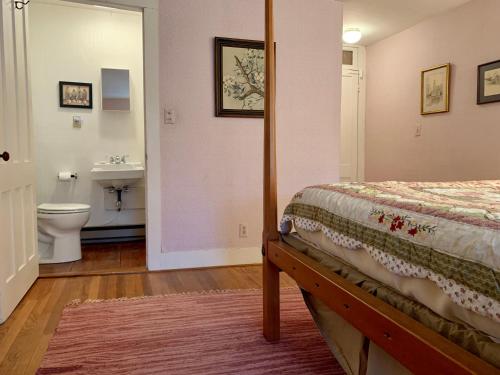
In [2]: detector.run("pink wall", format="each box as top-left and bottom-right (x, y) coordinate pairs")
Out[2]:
(159, 0), (342, 252)
(366, 0), (500, 182)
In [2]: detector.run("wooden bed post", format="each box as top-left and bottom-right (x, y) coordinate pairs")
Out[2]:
(263, 0), (280, 342)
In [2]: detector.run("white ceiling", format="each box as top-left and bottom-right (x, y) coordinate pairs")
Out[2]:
(342, 0), (472, 46)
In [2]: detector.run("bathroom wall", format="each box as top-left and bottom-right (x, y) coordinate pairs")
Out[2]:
(365, 0), (500, 181)
(158, 0), (343, 266)
(30, 0), (145, 227)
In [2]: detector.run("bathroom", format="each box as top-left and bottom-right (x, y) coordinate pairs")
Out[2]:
(30, 0), (146, 275)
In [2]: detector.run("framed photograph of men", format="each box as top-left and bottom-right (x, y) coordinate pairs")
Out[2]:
(59, 81), (93, 109)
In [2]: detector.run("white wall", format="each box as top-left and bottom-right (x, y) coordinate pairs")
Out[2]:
(157, 0), (342, 268)
(30, 0), (145, 227)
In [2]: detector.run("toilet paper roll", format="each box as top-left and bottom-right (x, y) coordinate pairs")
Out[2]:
(58, 172), (72, 181)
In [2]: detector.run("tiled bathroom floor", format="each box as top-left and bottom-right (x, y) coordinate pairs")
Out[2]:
(39, 241), (146, 277)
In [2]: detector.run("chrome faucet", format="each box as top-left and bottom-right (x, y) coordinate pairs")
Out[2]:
(109, 155), (121, 164)
(109, 155), (129, 164)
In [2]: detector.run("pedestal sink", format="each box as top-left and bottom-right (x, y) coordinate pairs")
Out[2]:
(90, 161), (144, 188)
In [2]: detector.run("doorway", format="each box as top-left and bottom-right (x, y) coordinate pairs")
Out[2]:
(340, 45), (365, 182)
(28, 0), (147, 277)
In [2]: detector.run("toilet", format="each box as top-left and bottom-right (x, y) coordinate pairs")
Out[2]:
(37, 203), (91, 263)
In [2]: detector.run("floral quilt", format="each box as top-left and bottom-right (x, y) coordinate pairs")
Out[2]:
(280, 180), (500, 323)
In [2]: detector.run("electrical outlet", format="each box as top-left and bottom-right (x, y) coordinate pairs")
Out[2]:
(164, 109), (176, 125)
(239, 224), (248, 238)
(415, 123), (422, 137)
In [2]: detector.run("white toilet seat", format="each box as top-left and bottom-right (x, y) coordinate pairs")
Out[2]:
(37, 203), (90, 214)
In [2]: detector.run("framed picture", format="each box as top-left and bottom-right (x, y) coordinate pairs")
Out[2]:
(59, 81), (93, 109)
(477, 60), (500, 105)
(420, 64), (451, 115)
(215, 37), (264, 118)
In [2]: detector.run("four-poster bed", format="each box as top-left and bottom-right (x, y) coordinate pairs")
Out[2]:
(261, 1), (499, 374)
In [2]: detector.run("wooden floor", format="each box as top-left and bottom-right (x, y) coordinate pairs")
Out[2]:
(0, 265), (296, 375)
(39, 241), (147, 277)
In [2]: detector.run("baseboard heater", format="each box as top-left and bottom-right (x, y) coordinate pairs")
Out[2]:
(81, 224), (145, 244)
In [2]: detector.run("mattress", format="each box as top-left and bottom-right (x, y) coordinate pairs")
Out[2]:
(280, 180), (500, 339)
(282, 233), (500, 371)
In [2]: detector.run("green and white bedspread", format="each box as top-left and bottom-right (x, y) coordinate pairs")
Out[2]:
(280, 180), (500, 323)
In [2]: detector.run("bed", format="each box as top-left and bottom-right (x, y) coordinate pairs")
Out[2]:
(281, 180), (500, 338)
(261, 1), (499, 374)
(280, 181), (500, 373)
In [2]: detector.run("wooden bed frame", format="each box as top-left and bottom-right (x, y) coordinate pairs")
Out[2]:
(261, 1), (498, 374)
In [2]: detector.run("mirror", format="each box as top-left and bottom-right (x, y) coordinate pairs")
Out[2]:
(101, 68), (130, 111)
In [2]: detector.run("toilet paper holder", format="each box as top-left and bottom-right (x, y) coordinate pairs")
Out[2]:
(57, 172), (78, 180)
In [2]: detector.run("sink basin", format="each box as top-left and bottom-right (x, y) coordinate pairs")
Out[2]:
(91, 161), (144, 188)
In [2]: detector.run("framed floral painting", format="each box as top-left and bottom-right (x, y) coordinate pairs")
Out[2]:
(215, 37), (264, 118)
(477, 59), (500, 105)
(420, 64), (451, 115)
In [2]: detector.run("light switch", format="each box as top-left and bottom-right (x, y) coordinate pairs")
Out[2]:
(73, 116), (82, 128)
(165, 109), (176, 125)
(415, 123), (422, 137)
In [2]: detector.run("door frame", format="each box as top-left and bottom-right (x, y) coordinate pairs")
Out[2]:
(59, 0), (161, 270)
(342, 44), (366, 182)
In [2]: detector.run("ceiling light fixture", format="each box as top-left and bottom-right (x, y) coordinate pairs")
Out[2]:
(343, 28), (362, 44)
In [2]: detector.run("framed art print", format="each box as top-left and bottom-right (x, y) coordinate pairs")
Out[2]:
(420, 64), (450, 115)
(59, 81), (93, 109)
(477, 59), (500, 105)
(215, 37), (264, 118)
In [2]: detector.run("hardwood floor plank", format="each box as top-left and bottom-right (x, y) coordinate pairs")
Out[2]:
(87, 276), (101, 300)
(147, 272), (177, 295)
(4, 281), (59, 372)
(119, 242), (146, 268)
(123, 273), (145, 298)
(23, 334), (52, 375)
(42, 278), (82, 335)
(37, 262), (72, 275)
(142, 273), (155, 296)
(39, 241), (147, 278)
(0, 300), (37, 364)
(103, 275), (118, 300)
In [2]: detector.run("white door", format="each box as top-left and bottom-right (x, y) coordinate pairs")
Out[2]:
(340, 68), (360, 182)
(0, 0), (38, 324)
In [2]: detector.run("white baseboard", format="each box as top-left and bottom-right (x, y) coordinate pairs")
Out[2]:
(148, 246), (262, 271)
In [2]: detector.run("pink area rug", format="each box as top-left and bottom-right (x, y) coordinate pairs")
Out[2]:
(37, 287), (344, 374)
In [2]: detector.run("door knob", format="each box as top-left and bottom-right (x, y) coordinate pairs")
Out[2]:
(1, 151), (10, 161)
